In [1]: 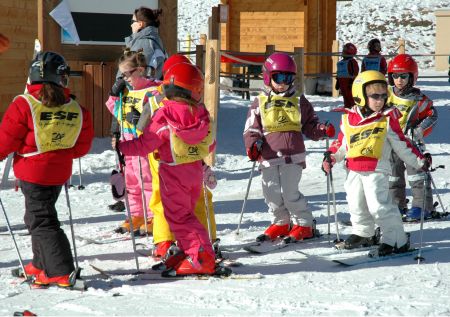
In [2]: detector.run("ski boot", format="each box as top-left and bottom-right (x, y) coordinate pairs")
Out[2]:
(256, 224), (290, 242)
(343, 234), (378, 249)
(108, 201), (125, 212)
(378, 233), (410, 256)
(139, 218), (154, 236)
(152, 240), (174, 259)
(32, 268), (86, 290)
(152, 244), (186, 271)
(114, 216), (145, 234)
(404, 207), (430, 222)
(11, 262), (43, 279)
(162, 249), (216, 277)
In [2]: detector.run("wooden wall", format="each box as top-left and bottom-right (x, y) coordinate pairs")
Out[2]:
(220, 0), (336, 74)
(0, 0), (37, 118)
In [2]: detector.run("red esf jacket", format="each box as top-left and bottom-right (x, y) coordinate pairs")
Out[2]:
(0, 84), (94, 185)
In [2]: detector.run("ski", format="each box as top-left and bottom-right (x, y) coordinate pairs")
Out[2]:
(11, 267), (87, 291)
(331, 246), (436, 266)
(75, 233), (144, 245)
(296, 244), (379, 258)
(243, 232), (322, 254)
(90, 264), (260, 281)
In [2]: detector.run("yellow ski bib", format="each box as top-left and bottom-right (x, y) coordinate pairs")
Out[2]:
(343, 114), (388, 159)
(258, 94), (301, 133)
(21, 94), (82, 155)
(387, 87), (417, 131)
(117, 87), (159, 136)
(169, 126), (214, 165)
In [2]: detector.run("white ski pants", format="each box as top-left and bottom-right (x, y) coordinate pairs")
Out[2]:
(261, 164), (313, 227)
(345, 170), (407, 247)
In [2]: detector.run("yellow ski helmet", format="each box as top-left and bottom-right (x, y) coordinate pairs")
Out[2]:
(352, 70), (388, 107)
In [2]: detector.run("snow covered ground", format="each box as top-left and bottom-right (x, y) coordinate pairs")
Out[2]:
(0, 0), (450, 315)
(0, 71), (449, 316)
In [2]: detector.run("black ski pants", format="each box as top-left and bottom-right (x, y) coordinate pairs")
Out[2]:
(21, 180), (74, 277)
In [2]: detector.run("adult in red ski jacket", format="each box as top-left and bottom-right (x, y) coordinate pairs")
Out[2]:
(0, 51), (93, 288)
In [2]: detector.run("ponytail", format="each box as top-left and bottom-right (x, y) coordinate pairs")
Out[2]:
(39, 83), (66, 107)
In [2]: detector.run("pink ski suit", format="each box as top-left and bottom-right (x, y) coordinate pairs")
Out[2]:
(105, 78), (160, 218)
(118, 99), (215, 264)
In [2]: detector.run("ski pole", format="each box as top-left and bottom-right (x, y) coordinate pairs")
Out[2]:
(137, 157), (150, 240)
(235, 160), (257, 237)
(118, 92), (140, 272)
(77, 158), (85, 190)
(428, 170), (448, 216)
(203, 182), (213, 242)
(64, 182), (79, 271)
(326, 138), (331, 244)
(415, 171), (429, 263)
(329, 166), (342, 243)
(0, 195), (28, 280)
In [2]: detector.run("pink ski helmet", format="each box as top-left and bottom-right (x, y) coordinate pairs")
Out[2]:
(263, 52), (297, 86)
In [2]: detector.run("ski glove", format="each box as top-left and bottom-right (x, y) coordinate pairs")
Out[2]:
(110, 77), (126, 97)
(203, 164), (217, 190)
(126, 107), (141, 126)
(322, 151), (336, 175)
(247, 139), (263, 161)
(421, 153), (432, 172)
(319, 121), (336, 138)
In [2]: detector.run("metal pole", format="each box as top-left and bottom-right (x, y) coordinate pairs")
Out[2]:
(235, 161), (257, 236)
(326, 138), (331, 244)
(64, 182), (79, 270)
(415, 172), (428, 263)
(0, 196), (28, 280)
(329, 169), (342, 242)
(137, 157), (150, 240)
(202, 182), (213, 242)
(77, 158), (85, 190)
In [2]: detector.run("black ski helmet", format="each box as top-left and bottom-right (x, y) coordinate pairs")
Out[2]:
(29, 51), (70, 87)
(367, 38), (381, 53)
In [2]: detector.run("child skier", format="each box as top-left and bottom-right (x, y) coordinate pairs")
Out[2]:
(118, 62), (218, 276)
(139, 54), (219, 260)
(336, 43), (359, 108)
(386, 54), (437, 221)
(106, 49), (159, 235)
(0, 51), (94, 286)
(361, 38), (387, 74)
(243, 52), (335, 242)
(322, 71), (429, 255)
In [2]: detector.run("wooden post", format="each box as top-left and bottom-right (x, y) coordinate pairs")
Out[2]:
(332, 40), (339, 98)
(398, 39), (406, 54)
(37, 0), (62, 53)
(199, 34), (207, 46)
(294, 47), (304, 94)
(196, 44), (205, 72)
(210, 6), (220, 40)
(265, 45), (275, 56)
(203, 40), (220, 167)
(159, 0), (178, 55)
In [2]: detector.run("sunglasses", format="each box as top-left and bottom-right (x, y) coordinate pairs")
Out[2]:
(271, 73), (295, 85)
(392, 73), (409, 80)
(367, 93), (388, 101)
(122, 68), (137, 78)
(131, 19), (138, 24)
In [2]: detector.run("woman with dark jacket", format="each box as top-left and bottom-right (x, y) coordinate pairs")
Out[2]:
(0, 51), (94, 287)
(123, 6), (166, 80)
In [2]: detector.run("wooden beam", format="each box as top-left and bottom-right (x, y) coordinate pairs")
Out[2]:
(203, 40), (220, 167)
(159, 0), (177, 55)
(332, 40), (339, 98)
(37, 0), (62, 53)
(294, 47), (304, 94)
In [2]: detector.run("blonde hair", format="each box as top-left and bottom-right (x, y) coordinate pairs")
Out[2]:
(118, 48), (147, 69)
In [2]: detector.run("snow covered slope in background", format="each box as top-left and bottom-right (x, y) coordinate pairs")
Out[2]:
(178, 0), (449, 68)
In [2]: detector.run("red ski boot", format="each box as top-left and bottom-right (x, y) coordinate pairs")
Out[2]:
(288, 225), (313, 241)
(24, 263), (43, 277)
(256, 224), (290, 241)
(33, 271), (72, 288)
(152, 241), (173, 259)
(173, 250), (216, 276)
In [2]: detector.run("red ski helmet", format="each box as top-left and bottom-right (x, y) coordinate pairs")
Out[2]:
(387, 54), (418, 86)
(342, 43), (357, 56)
(162, 54), (191, 77)
(163, 62), (204, 103)
(263, 52), (297, 86)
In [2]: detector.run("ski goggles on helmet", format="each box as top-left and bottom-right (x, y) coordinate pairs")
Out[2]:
(392, 73), (409, 80)
(367, 93), (388, 101)
(271, 72), (295, 85)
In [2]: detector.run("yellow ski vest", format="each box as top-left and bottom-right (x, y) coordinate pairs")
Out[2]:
(343, 114), (388, 159)
(20, 94), (82, 156)
(169, 126), (214, 165)
(387, 88), (417, 131)
(117, 87), (159, 136)
(258, 94), (302, 133)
